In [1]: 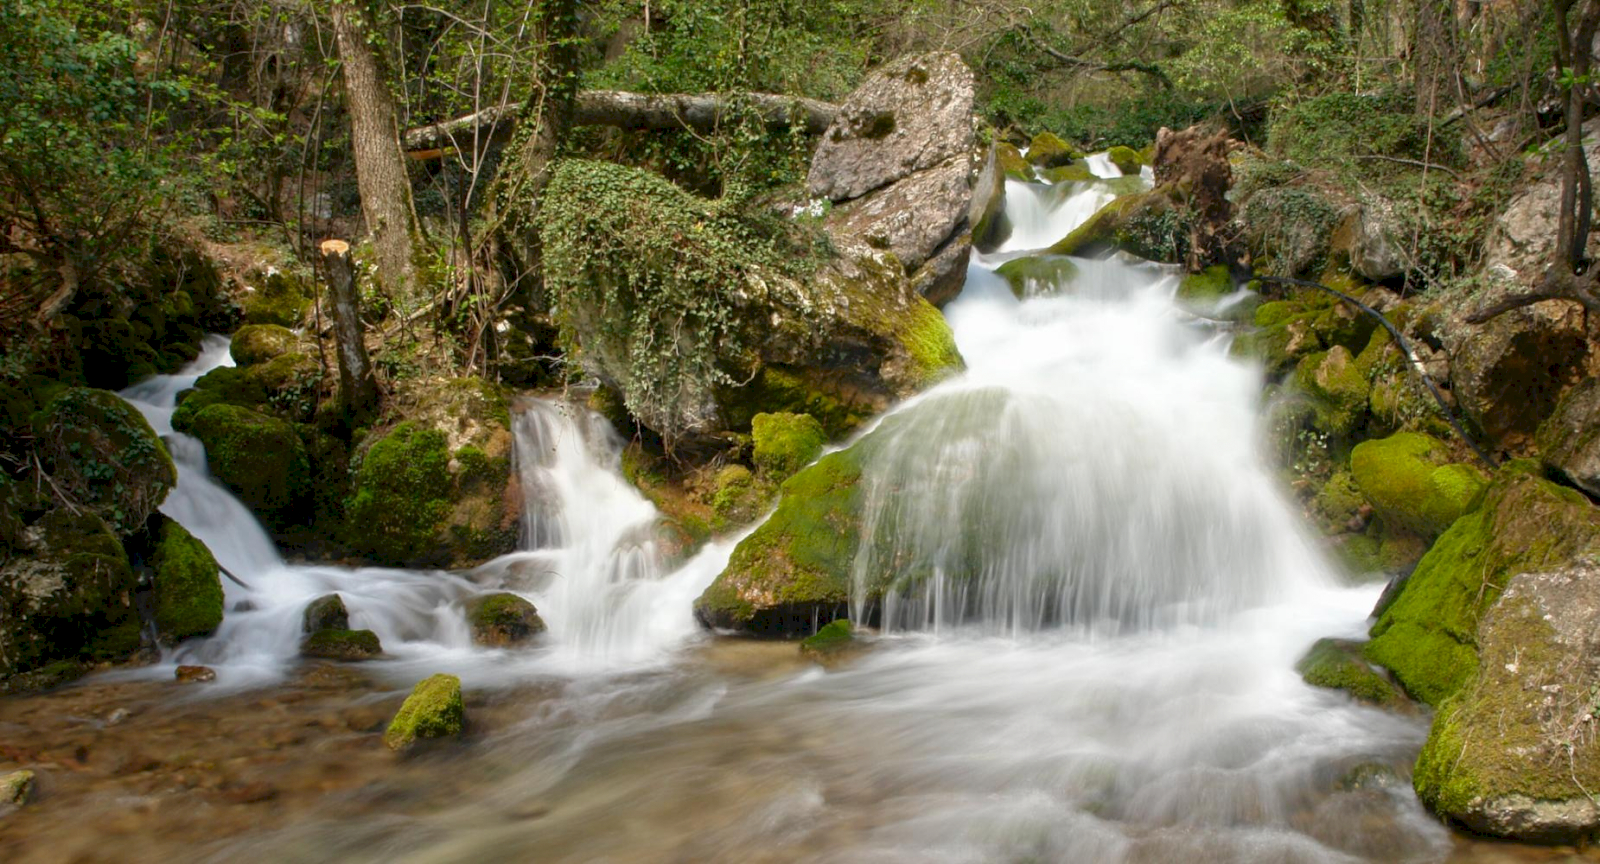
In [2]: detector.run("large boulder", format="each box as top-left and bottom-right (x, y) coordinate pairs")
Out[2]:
(32, 388), (175, 536)
(149, 518), (224, 644)
(466, 593), (545, 647)
(540, 159), (962, 447)
(344, 377), (519, 568)
(1366, 468), (1599, 707)
(0, 510), (141, 678)
(822, 154), (971, 275)
(183, 403), (311, 530)
(807, 52), (974, 202)
(1537, 376), (1600, 497)
(1350, 432), (1487, 539)
(1413, 561), (1600, 841)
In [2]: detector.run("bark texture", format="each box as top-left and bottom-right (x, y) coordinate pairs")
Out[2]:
(319, 239), (378, 424)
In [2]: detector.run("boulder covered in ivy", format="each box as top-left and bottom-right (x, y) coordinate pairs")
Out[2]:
(539, 158), (963, 449)
(32, 387), (176, 536)
(343, 377), (520, 568)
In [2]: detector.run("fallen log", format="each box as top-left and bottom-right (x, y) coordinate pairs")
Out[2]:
(403, 90), (839, 153)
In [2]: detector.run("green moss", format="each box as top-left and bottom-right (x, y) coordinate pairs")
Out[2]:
(994, 256), (1080, 298)
(1292, 347), (1370, 438)
(300, 628), (382, 660)
(467, 593), (545, 647)
(187, 403), (310, 529)
(33, 388), (176, 535)
(800, 618), (854, 656)
(345, 422), (452, 566)
(0, 510), (140, 676)
(1312, 470), (1364, 533)
(729, 367), (871, 438)
(752, 412), (826, 480)
(894, 299), (963, 388)
(230, 324), (297, 367)
(1106, 145), (1142, 175)
(384, 673), (464, 751)
(995, 142), (1032, 180)
(711, 464), (770, 530)
(1295, 638), (1405, 707)
(1176, 265), (1233, 303)
(1028, 132), (1078, 168)
(1042, 163), (1096, 184)
(1351, 433), (1486, 538)
(241, 269), (311, 327)
(1365, 469), (1600, 706)
(1046, 192), (1156, 257)
(150, 520), (223, 644)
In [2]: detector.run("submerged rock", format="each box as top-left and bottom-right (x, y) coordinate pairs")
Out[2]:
(174, 664), (216, 683)
(466, 593), (545, 648)
(300, 629), (382, 661)
(384, 673), (465, 751)
(807, 53), (974, 202)
(994, 256), (1079, 299)
(799, 618), (857, 664)
(150, 519), (224, 644)
(1, 769), (34, 809)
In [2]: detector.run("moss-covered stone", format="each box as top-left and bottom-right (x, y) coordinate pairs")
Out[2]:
(1106, 145), (1142, 175)
(344, 422), (452, 566)
(241, 269), (311, 328)
(799, 618), (856, 661)
(0, 510), (139, 677)
(187, 403), (310, 530)
(33, 388), (175, 536)
(1350, 433), (1487, 539)
(752, 412), (826, 480)
(302, 594), (349, 633)
(1292, 346), (1370, 438)
(994, 255), (1080, 298)
(711, 464), (770, 531)
(383, 673), (465, 751)
(995, 142), (1032, 180)
(1042, 163), (1096, 184)
(1366, 469), (1599, 706)
(1295, 638), (1406, 707)
(150, 519), (223, 644)
(2, 769), (35, 807)
(467, 593), (545, 647)
(1028, 132), (1078, 168)
(300, 628), (382, 660)
(1175, 265), (1233, 304)
(230, 324), (297, 367)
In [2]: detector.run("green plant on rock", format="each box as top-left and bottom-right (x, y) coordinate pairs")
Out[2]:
(150, 520), (223, 644)
(187, 403), (310, 529)
(32, 388), (175, 535)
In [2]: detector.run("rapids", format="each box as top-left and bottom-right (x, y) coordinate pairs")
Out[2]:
(87, 160), (1485, 862)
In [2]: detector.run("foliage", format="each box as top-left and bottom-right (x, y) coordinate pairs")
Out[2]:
(1268, 90), (1465, 168)
(32, 387), (175, 535)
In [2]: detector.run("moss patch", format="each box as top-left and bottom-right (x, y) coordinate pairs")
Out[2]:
(230, 324), (297, 367)
(1296, 638), (1405, 707)
(752, 412), (826, 480)
(384, 673), (465, 751)
(150, 520), (223, 644)
(300, 628), (382, 660)
(187, 403), (310, 529)
(994, 256), (1080, 298)
(800, 618), (855, 660)
(344, 422), (452, 566)
(1106, 145), (1142, 175)
(1028, 132), (1078, 168)
(33, 388), (175, 535)
(1351, 432), (1487, 539)
(467, 593), (545, 647)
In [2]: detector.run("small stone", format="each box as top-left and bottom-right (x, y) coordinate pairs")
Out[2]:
(106, 708), (129, 726)
(467, 593), (545, 648)
(1, 770), (34, 808)
(175, 665), (217, 683)
(384, 674), (465, 752)
(220, 781), (278, 804)
(302, 593), (349, 633)
(300, 628), (382, 661)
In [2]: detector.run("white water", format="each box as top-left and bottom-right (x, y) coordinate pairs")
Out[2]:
(128, 156), (1448, 861)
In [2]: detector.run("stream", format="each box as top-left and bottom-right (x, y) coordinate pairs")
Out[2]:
(3, 160), (1588, 863)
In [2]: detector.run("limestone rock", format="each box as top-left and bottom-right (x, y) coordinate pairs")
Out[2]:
(808, 53), (974, 202)
(1537, 376), (1600, 498)
(823, 154), (972, 274)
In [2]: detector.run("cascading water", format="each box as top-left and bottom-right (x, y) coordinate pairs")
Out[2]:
(95, 157), (1459, 863)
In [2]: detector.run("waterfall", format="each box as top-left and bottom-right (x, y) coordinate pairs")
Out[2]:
(845, 166), (1333, 635)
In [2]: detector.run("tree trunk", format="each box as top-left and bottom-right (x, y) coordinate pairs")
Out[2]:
(320, 239), (379, 424)
(1412, 0), (1460, 115)
(331, 1), (424, 307)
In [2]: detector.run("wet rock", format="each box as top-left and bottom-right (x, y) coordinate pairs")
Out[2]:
(710, 464), (769, 531)
(1027, 132), (1078, 169)
(300, 629), (382, 661)
(1106, 145), (1142, 176)
(995, 256), (1079, 299)
(1291, 346), (1370, 438)
(751, 412), (825, 481)
(1, 510), (140, 679)
(344, 377), (519, 569)
(302, 594), (349, 633)
(1536, 377), (1600, 498)
(1, 769), (34, 809)
(1414, 562), (1600, 842)
(799, 619), (862, 666)
(174, 665), (216, 683)
(1294, 638), (1405, 707)
(466, 593), (546, 648)
(384, 673), (464, 751)
(229, 324), (297, 367)
(183, 403), (311, 530)
(31, 387), (175, 535)
(1366, 467), (1600, 706)
(150, 519), (224, 644)
(969, 145), (1010, 254)
(807, 53), (975, 202)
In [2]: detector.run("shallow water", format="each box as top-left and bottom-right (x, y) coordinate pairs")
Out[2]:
(1, 156), (1579, 862)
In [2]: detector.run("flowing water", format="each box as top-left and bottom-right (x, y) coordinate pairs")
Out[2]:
(22, 160), (1524, 861)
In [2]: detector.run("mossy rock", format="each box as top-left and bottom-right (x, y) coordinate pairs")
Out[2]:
(1175, 265), (1233, 304)
(241, 269), (312, 328)
(711, 464), (771, 532)
(995, 142), (1032, 181)
(994, 255), (1079, 299)
(1295, 638), (1405, 707)
(1365, 468), (1600, 707)
(752, 412), (826, 481)
(799, 618), (855, 658)
(1310, 469), (1365, 534)
(345, 422), (453, 566)
(466, 593), (546, 647)
(1291, 346), (1370, 438)
(1042, 164), (1096, 184)
(1045, 191), (1182, 261)
(1350, 432), (1487, 539)
(302, 593), (349, 633)
(0, 510), (140, 677)
(1106, 145), (1142, 175)
(384, 673), (464, 751)
(300, 628), (382, 661)
(150, 519), (223, 644)
(187, 403), (311, 530)
(1027, 132), (1078, 168)
(230, 324), (297, 367)
(696, 447), (865, 635)
(32, 388), (176, 536)
(1412, 563), (1600, 841)
(726, 366), (877, 439)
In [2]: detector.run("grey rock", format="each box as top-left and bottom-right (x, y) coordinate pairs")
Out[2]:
(823, 154), (972, 274)
(1538, 377), (1600, 497)
(807, 53), (974, 202)
(302, 593), (349, 634)
(1351, 203), (1408, 281)
(910, 229), (973, 308)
